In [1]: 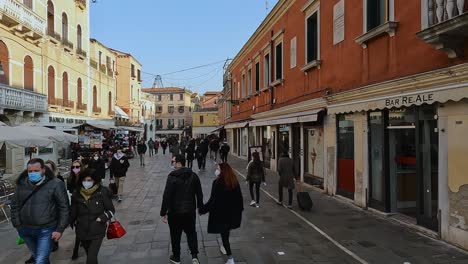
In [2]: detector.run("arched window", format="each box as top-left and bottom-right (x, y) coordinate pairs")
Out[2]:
(77, 78), (82, 106)
(47, 66), (55, 103)
(47, 1), (54, 34)
(62, 12), (68, 41)
(108, 92), (112, 114)
(77, 25), (82, 50)
(0, 41), (9, 85)
(62, 72), (68, 105)
(93, 85), (97, 110)
(23, 0), (32, 9)
(24, 56), (34, 91)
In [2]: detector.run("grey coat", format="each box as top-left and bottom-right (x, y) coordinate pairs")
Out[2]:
(277, 155), (297, 189)
(11, 169), (69, 233)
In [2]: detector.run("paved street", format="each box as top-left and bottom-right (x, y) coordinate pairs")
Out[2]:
(0, 153), (467, 264)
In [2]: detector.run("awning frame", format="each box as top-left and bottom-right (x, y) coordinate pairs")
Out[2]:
(249, 108), (323, 127)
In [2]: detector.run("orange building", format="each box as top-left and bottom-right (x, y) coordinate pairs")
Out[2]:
(224, 0), (468, 249)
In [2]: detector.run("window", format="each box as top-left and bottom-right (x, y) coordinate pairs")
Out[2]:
(275, 42), (283, 80)
(306, 13), (319, 63)
(179, 94), (184, 101)
(255, 62), (260, 92)
(47, 1), (54, 34)
(47, 66), (55, 102)
(156, 105), (162, 113)
(93, 85), (97, 110)
(24, 0), (32, 9)
(264, 53), (270, 88)
(367, 0), (388, 31)
(77, 78), (82, 106)
(247, 68), (252, 96)
(178, 106), (184, 113)
(62, 13), (68, 42)
(77, 25), (82, 50)
(170, 94), (173, 101)
(62, 72), (68, 104)
(106, 56), (111, 70)
(131, 64), (135, 77)
(168, 119), (174, 127)
(137, 69), (141, 81)
(168, 106), (174, 113)
(290, 37), (297, 68)
(158, 95), (162, 101)
(24, 56), (34, 91)
(241, 74), (245, 98)
(131, 85), (133, 100)
(178, 119), (185, 127)
(108, 92), (112, 114)
(200, 115), (204, 124)
(98, 51), (102, 66)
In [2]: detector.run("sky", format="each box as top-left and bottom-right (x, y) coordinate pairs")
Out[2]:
(90, 0), (279, 95)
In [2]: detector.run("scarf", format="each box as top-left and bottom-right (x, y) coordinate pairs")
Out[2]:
(80, 184), (100, 201)
(114, 153), (124, 160)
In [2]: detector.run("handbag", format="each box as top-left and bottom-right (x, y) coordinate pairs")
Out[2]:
(106, 212), (126, 239)
(108, 178), (117, 195)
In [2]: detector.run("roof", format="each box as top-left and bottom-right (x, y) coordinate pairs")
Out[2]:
(109, 48), (142, 66)
(142, 87), (190, 94)
(204, 91), (222, 96)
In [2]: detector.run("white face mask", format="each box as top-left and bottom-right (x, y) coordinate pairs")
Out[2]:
(215, 169), (221, 177)
(94, 156), (99, 160)
(82, 181), (94, 190)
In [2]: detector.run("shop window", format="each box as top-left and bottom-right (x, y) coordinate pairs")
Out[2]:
(305, 127), (324, 182)
(367, 0), (388, 31)
(275, 42), (283, 80)
(24, 56), (34, 91)
(306, 12), (319, 63)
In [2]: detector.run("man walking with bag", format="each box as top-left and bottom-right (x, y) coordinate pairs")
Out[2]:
(11, 158), (69, 264)
(160, 154), (204, 264)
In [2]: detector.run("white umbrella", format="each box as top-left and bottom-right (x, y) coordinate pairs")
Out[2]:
(19, 122), (78, 143)
(0, 122), (53, 149)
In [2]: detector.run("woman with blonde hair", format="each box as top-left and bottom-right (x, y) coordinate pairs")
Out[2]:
(200, 163), (243, 264)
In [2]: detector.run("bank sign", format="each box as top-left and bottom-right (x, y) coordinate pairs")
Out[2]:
(385, 93), (434, 107)
(49, 116), (86, 125)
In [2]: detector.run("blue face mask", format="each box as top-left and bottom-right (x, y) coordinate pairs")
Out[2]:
(170, 165), (176, 171)
(28, 171), (43, 183)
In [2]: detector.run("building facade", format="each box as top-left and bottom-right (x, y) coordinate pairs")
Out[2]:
(192, 108), (219, 138)
(142, 87), (193, 139)
(224, 0), (468, 250)
(140, 91), (156, 140)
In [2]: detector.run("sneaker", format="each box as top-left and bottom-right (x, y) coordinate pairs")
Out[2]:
(169, 255), (180, 264)
(25, 256), (35, 264)
(192, 258), (200, 264)
(226, 257), (235, 264)
(255, 204), (260, 208)
(249, 200), (256, 206)
(220, 245), (227, 255)
(117, 196), (122, 203)
(287, 205), (293, 209)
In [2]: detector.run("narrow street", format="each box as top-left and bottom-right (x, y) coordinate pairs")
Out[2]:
(0, 153), (467, 264)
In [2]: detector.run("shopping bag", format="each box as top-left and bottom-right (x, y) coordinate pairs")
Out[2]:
(108, 179), (117, 195)
(107, 220), (126, 239)
(16, 236), (24, 245)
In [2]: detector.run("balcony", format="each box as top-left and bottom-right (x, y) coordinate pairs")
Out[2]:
(0, 0), (46, 40)
(92, 106), (101, 114)
(99, 64), (106, 74)
(0, 83), (47, 113)
(77, 102), (87, 111)
(108, 110), (115, 116)
(417, 0), (468, 58)
(48, 98), (62, 107)
(77, 48), (87, 59)
(62, 39), (73, 52)
(62, 99), (74, 109)
(90, 59), (98, 69)
(47, 29), (61, 44)
(75, 0), (86, 10)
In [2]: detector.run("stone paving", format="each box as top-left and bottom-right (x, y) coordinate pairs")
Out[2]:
(0, 152), (467, 264)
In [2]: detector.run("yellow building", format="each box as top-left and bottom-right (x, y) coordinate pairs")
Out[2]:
(111, 48), (143, 125)
(192, 108), (219, 138)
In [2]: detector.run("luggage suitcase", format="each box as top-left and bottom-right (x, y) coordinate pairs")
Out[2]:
(109, 179), (117, 195)
(296, 183), (313, 211)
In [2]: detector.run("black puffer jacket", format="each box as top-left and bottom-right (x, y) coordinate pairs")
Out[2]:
(109, 154), (130, 178)
(160, 167), (203, 216)
(70, 185), (115, 240)
(88, 158), (106, 179)
(11, 169), (69, 233)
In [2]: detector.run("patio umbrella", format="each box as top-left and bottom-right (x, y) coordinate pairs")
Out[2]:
(19, 122), (78, 143)
(0, 122), (53, 149)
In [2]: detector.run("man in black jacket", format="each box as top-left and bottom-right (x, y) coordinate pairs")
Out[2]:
(137, 140), (147, 166)
(160, 154), (203, 264)
(11, 158), (69, 264)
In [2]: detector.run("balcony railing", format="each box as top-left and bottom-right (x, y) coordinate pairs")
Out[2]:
(90, 59), (98, 69)
(62, 99), (74, 108)
(108, 110), (115, 116)
(77, 102), (87, 111)
(429, 0), (467, 26)
(99, 64), (106, 74)
(77, 48), (87, 58)
(0, 0), (46, 39)
(75, 0), (86, 10)
(62, 39), (73, 51)
(0, 83), (47, 112)
(92, 106), (101, 114)
(47, 29), (61, 43)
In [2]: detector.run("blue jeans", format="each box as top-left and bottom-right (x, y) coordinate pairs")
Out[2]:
(18, 226), (55, 264)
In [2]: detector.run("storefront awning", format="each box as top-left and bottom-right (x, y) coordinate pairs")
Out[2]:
(155, 130), (184, 135)
(225, 121), (249, 129)
(76, 123), (116, 130)
(114, 106), (129, 119)
(193, 127), (217, 135)
(210, 126), (224, 133)
(116, 126), (144, 133)
(249, 108), (323, 127)
(328, 83), (468, 114)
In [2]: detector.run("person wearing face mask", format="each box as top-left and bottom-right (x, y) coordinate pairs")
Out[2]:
(67, 160), (83, 194)
(70, 168), (115, 264)
(199, 163), (243, 264)
(10, 158), (69, 264)
(109, 149), (130, 202)
(88, 152), (106, 180)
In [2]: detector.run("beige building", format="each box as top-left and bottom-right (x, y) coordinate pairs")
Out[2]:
(140, 91), (156, 140)
(142, 87), (192, 139)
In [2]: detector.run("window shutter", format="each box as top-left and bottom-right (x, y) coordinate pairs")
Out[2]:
(290, 37), (297, 68)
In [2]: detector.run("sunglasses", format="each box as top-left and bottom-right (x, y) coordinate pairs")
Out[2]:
(72, 166), (81, 169)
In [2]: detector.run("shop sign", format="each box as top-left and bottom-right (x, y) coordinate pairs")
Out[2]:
(279, 125), (289, 132)
(49, 116), (86, 125)
(385, 93), (434, 108)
